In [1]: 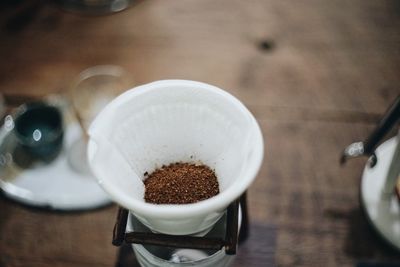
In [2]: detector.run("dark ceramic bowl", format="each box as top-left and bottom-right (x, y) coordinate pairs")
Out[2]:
(14, 102), (64, 163)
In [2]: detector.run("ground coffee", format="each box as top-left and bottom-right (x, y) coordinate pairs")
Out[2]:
(144, 162), (220, 204)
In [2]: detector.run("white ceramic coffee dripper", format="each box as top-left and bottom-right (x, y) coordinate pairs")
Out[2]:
(87, 80), (263, 235)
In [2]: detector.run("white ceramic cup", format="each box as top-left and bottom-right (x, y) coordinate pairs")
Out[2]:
(87, 80), (263, 235)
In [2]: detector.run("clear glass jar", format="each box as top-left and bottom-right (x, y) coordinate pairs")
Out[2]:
(68, 65), (133, 173)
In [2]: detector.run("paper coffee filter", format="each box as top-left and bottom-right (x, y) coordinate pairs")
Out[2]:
(88, 80), (263, 223)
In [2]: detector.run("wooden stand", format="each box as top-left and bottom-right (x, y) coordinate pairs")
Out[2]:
(112, 193), (249, 255)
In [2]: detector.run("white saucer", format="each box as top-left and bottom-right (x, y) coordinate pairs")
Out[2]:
(361, 136), (400, 250)
(0, 103), (111, 211)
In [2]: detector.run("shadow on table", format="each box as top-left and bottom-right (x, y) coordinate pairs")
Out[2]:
(0, 193), (13, 232)
(326, 207), (400, 262)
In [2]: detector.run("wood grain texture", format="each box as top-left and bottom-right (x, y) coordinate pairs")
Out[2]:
(0, 0), (399, 112)
(0, 0), (399, 266)
(0, 199), (118, 267)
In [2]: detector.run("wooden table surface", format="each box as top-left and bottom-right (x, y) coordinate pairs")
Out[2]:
(1, 1), (400, 266)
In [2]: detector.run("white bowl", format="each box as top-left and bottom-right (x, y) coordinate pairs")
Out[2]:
(87, 80), (263, 235)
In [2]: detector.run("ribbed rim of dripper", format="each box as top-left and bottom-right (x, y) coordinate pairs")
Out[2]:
(88, 80), (264, 219)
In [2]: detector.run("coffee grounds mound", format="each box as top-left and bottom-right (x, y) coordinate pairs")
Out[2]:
(144, 162), (220, 204)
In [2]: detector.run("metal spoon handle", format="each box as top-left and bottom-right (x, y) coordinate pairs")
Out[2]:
(341, 94), (400, 166)
(364, 95), (400, 155)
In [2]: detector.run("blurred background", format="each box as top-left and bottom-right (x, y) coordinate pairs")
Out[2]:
(0, 0), (399, 267)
